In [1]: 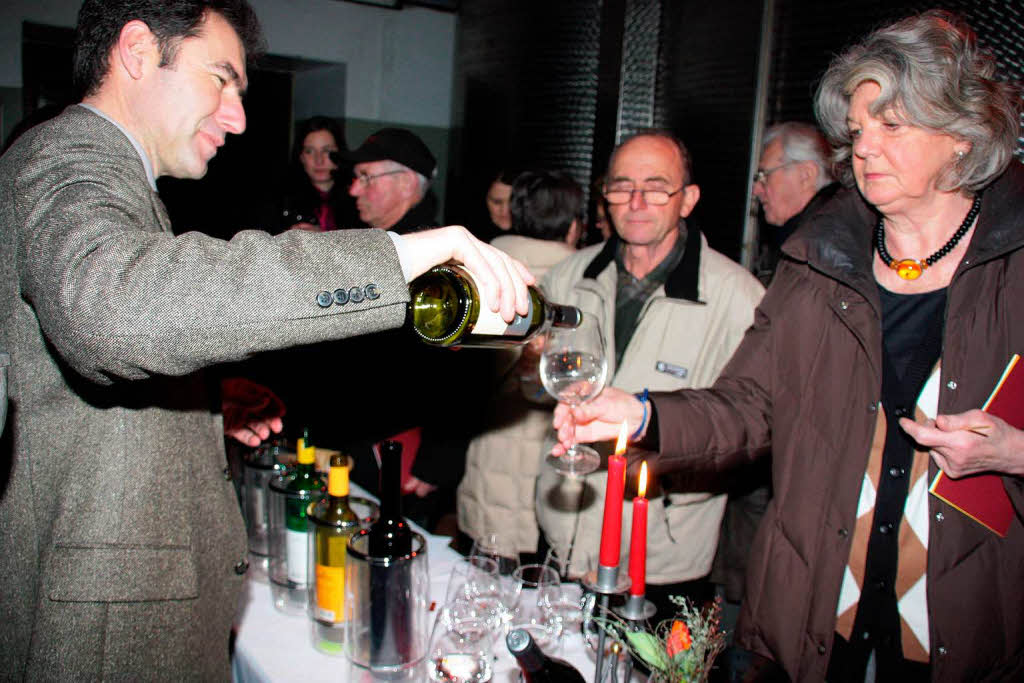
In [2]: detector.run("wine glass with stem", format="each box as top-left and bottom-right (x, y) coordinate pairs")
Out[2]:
(539, 313), (608, 476)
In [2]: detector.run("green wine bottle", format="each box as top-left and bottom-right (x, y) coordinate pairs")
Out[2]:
(284, 428), (325, 586)
(409, 264), (582, 348)
(309, 454), (360, 655)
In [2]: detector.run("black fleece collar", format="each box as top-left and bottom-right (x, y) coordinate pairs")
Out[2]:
(783, 163), (1024, 301)
(581, 221), (704, 303)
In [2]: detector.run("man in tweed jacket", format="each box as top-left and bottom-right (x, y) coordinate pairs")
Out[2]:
(0, 1), (531, 679)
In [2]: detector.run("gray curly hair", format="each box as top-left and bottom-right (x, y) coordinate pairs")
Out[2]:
(814, 10), (1021, 193)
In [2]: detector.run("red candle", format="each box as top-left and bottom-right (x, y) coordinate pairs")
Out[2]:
(598, 421), (629, 568)
(628, 461), (649, 596)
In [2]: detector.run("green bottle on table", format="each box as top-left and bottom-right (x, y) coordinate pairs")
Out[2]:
(309, 453), (360, 654)
(284, 428), (324, 586)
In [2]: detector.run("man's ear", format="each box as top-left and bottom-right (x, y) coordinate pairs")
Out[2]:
(799, 161), (819, 191)
(679, 184), (701, 218)
(116, 20), (159, 81)
(399, 170), (420, 200)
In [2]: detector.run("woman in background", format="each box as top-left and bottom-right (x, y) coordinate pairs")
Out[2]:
(490, 169), (583, 276)
(472, 169), (517, 243)
(278, 116), (359, 232)
(457, 168), (584, 561)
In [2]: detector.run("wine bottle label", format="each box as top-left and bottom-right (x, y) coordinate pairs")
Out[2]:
(461, 269), (535, 336)
(315, 563), (346, 623)
(286, 528), (308, 584)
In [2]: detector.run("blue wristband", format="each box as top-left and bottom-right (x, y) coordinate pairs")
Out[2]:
(631, 388), (649, 441)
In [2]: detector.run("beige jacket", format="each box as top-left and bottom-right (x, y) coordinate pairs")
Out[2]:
(490, 234), (576, 279)
(536, 229), (764, 582)
(457, 234), (574, 551)
(457, 235), (575, 552)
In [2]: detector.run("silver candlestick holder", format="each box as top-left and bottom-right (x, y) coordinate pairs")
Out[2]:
(613, 593), (657, 682)
(582, 564), (631, 683)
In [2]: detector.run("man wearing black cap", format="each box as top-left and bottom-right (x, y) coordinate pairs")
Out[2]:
(343, 127), (440, 233)
(336, 127), (475, 529)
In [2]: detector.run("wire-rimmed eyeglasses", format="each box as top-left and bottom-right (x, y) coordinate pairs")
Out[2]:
(752, 161), (797, 185)
(603, 186), (685, 206)
(351, 169), (406, 187)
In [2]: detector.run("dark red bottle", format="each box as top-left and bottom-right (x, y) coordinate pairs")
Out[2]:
(506, 628), (585, 682)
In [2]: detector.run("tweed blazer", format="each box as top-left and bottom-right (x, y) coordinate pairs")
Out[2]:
(0, 106), (411, 680)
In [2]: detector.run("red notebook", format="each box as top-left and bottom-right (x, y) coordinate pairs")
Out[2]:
(928, 354), (1021, 537)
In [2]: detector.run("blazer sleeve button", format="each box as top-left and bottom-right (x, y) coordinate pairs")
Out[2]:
(316, 291), (333, 308)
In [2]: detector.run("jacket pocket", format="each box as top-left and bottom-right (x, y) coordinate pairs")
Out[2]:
(46, 545), (198, 602)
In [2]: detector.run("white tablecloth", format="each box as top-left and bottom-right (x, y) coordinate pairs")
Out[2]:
(231, 489), (640, 682)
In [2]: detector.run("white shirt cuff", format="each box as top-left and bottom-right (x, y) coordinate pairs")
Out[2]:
(386, 231), (414, 283)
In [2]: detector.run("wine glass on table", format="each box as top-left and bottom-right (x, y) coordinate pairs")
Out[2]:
(469, 532), (519, 626)
(540, 314), (608, 476)
(427, 601), (498, 682)
(509, 564), (564, 652)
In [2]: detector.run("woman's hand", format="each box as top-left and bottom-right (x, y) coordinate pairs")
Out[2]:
(551, 387), (646, 454)
(899, 409), (1024, 478)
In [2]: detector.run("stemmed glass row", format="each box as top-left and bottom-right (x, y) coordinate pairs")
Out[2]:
(427, 538), (586, 682)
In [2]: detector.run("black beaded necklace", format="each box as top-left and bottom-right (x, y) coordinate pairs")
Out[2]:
(874, 192), (982, 280)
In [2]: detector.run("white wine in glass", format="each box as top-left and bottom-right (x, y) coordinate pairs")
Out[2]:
(539, 315), (608, 476)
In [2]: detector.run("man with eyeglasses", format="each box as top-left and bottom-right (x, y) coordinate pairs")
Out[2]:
(752, 122), (839, 285)
(342, 127), (440, 233)
(534, 131), (764, 624)
(330, 127), (482, 529)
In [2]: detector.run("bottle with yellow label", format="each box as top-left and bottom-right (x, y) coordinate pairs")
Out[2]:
(307, 453), (360, 655)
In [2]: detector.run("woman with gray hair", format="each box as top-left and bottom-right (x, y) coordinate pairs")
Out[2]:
(549, 11), (1023, 681)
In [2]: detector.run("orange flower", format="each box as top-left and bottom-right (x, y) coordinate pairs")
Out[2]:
(666, 619), (692, 656)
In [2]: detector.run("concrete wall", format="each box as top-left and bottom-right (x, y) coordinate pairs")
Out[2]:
(0, 0), (456, 126)
(0, 0), (457, 213)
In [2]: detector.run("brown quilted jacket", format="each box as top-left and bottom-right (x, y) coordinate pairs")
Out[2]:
(651, 165), (1024, 682)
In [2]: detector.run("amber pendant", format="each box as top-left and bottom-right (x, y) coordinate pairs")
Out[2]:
(893, 259), (925, 280)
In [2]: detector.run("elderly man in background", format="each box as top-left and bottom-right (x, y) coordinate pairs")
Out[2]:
(536, 131), (764, 622)
(752, 122), (840, 285)
(343, 127), (440, 233)
(714, 122), (841, 623)
(0, 1), (531, 678)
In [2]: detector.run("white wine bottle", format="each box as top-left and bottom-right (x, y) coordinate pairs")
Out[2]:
(308, 454), (360, 655)
(409, 264), (582, 348)
(283, 429), (324, 586)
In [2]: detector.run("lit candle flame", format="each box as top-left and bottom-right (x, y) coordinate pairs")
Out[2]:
(638, 461), (648, 498)
(615, 420), (629, 455)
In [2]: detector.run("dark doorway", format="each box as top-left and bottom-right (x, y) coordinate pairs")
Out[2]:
(158, 65), (294, 238)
